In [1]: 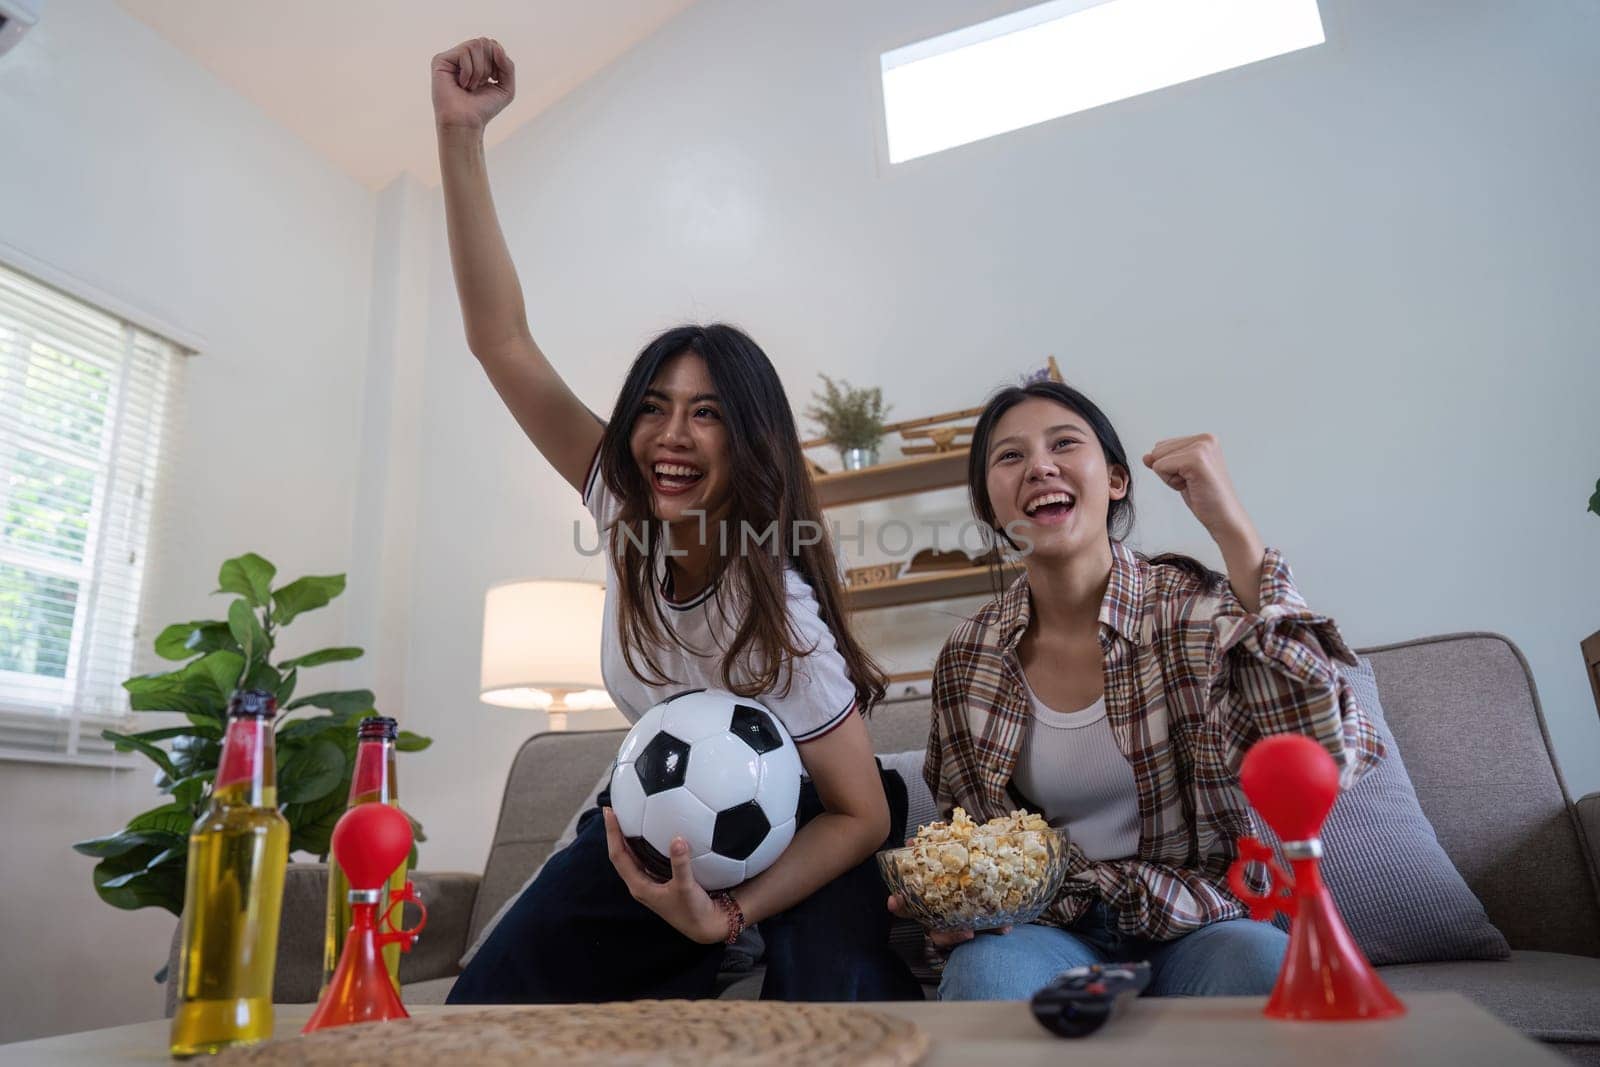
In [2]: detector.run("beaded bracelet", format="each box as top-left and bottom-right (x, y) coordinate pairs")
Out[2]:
(710, 890), (746, 945)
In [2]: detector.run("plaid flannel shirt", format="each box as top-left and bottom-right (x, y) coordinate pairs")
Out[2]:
(923, 542), (1384, 941)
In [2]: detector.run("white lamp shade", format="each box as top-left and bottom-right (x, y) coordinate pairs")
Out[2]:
(480, 579), (612, 711)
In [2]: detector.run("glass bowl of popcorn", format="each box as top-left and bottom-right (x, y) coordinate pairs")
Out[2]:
(877, 808), (1071, 932)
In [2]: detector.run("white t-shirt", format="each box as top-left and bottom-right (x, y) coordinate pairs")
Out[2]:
(583, 453), (859, 743)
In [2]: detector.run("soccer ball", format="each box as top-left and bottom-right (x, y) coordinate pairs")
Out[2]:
(609, 688), (802, 891)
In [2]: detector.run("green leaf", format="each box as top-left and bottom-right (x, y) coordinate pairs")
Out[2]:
(166, 772), (214, 809)
(394, 731), (432, 753)
(188, 622), (241, 657)
(128, 802), (198, 837)
(193, 650), (246, 702)
(277, 739), (346, 804)
(119, 725), (222, 743)
(270, 574), (346, 626)
(1589, 478), (1600, 517)
(284, 788), (348, 858)
(276, 714), (352, 745)
(100, 730), (177, 778)
(228, 599), (268, 667)
(242, 660), (282, 698)
(124, 655), (235, 720)
(285, 690), (375, 718)
(216, 553), (276, 608)
(169, 734), (222, 782)
(275, 667), (298, 707)
(276, 646), (363, 670)
(73, 829), (186, 859)
(92, 847), (185, 915)
(154, 621), (228, 661)
(122, 678), (203, 717)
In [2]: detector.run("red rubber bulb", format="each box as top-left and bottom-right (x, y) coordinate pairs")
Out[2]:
(331, 802), (413, 891)
(1238, 734), (1339, 842)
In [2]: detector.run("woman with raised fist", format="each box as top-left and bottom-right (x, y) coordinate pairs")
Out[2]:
(896, 380), (1384, 1000)
(431, 38), (920, 1005)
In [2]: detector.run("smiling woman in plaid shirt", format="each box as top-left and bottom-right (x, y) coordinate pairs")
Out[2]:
(891, 380), (1384, 1001)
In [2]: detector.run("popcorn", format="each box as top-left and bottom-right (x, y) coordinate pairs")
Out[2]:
(893, 807), (1055, 924)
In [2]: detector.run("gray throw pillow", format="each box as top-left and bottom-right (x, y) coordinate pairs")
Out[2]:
(1259, 658), (1510, 965)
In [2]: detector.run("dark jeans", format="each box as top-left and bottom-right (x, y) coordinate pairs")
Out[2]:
(447, 763), (923, 1003)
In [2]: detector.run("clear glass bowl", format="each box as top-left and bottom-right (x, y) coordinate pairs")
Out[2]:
(876, 827), (1072, 932)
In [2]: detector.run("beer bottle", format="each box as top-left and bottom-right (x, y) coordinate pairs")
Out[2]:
(170, 689), (290, 1057)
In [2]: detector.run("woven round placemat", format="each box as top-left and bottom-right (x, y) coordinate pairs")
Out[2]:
(218, 1001), (928, 1067)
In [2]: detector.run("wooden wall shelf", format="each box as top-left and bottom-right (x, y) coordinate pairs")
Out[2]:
(809, 358), (1057, 613)
(843, 564), (1019, 611)
(812, 449), (969, 508)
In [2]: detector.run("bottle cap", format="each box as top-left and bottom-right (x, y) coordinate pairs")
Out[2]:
(358, 716), (399, 741)
(228, 688), (278, 719)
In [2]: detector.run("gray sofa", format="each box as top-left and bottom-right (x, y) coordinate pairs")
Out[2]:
(166, 632), (1600, 1061)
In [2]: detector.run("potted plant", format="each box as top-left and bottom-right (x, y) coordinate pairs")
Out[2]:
(72, 552), (430, 978)
(806, 374), (890, 470)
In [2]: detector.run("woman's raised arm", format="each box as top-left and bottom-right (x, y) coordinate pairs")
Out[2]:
(433, 38), (602, 492)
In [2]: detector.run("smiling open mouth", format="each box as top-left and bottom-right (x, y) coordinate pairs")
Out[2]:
(1023, 491), (1076, 524)
(652, 462), (704, 493)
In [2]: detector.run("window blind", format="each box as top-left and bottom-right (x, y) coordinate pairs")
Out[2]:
(0, 261), (186, 764)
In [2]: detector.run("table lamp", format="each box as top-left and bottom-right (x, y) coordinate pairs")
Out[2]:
(479, 579), (613, 731)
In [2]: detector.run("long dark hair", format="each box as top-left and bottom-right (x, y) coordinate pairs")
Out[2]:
(597, 324), (888, 714)
(965, 380), (1222, 592)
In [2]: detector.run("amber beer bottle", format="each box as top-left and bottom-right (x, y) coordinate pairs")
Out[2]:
(321, 716), (408, 992)
(169, 689), (290, 1057)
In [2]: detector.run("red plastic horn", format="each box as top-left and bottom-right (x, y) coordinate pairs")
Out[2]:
(1228, 735), (1404, 1021)
(303, 803), (427, 1034)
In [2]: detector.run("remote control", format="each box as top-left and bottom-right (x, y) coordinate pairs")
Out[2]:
(1030, 961), (1151, 1038)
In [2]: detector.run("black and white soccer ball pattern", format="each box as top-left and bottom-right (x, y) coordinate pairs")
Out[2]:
(609, 688), (802, 891)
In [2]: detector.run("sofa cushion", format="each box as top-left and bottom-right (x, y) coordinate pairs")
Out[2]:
(1259, 658), (1510, 965)
(1363, 634), (1600, 956)
(1378, 951), (1600, 1047)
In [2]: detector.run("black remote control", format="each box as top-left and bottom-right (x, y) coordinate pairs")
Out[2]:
(1030, 961), (1151, 1038)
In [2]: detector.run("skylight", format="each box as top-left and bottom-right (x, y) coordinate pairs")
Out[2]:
(881, 0), (1325, 164)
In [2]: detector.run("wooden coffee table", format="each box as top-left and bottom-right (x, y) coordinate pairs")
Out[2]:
(0, 993), (1564, 1065)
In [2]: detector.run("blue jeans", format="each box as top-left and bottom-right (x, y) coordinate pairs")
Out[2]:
(938, 903), (1287, 1000)
(448, 764), (923, 1004)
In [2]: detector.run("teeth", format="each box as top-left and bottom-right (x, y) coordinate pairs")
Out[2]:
(1024, 492), (1073, 516)
(654, 463), (702, 479)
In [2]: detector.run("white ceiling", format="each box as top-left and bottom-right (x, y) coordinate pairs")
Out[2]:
(116, 0), (700, 189)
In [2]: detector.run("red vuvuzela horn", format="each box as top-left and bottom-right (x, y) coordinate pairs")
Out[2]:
(1228, 735), (1404, 1021)
(303, 803), (428, 1034)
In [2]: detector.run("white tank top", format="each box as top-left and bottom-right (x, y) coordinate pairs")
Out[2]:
(1010, 674), (1141, 861)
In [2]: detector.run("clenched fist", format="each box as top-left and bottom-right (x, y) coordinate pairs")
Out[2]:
(1143, 433), (1268, 611)
(1141, 433), (1250, 539)
(431, 38), (515, 131)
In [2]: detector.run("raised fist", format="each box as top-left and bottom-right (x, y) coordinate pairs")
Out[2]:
(431, 37), (515, 131)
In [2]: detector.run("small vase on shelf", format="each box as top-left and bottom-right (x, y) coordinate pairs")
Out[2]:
(840, 446), (879, 471)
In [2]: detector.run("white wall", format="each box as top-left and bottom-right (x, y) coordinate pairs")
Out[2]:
(395, 0), (1600, 878)
(0, 0), (376, 1043)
